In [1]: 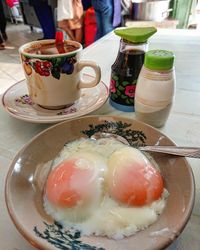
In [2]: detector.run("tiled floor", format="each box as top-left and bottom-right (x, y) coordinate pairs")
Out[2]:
(0, 22), (42, 95)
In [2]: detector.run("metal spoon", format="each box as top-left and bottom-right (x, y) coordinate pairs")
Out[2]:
(91, 132), (200, 158)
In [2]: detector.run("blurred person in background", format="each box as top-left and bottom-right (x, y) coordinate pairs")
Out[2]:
(121, 0), (131, 25)
(30, 0), (56, 39)
(0, 0), (7, 49)
(6, 0), (20, 23)
(91, 0), (121, 40)
(82, 0), (92, 10)
(57, 0), (84, 43)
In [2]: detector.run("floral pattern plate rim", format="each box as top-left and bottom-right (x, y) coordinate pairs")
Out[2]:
(2, 74), (109, 123)
(5, 115), (195, 250)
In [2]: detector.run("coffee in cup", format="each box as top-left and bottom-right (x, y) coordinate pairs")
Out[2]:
(19, 40), (101, 109)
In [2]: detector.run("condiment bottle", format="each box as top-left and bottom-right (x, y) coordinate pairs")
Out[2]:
(135, 50), (175, 128)
(109, 27), (157, 112)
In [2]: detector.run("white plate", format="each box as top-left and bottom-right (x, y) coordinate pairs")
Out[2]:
(2, 74), (109, 123)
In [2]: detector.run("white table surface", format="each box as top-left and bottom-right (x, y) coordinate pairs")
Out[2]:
(1, 29), (200, 250)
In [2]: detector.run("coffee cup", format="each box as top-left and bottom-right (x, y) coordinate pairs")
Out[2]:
(19, 40), (101, 109)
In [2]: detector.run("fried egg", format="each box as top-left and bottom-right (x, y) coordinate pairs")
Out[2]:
(107, 147), (164, 206)
(44, 138), (168, 239)
(44, 150), (106, 222)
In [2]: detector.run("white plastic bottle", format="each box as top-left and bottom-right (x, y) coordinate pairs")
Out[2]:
(135, 50), (175, 128)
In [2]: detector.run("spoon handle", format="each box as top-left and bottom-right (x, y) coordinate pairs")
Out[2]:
(139, 146), (200, 158)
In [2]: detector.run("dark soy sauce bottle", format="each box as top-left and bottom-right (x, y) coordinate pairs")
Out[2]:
(110, 39), (147, 112)
(109, 27), (157, 112)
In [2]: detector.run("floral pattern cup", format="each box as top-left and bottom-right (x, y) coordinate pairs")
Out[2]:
(19, 40), (101, 109)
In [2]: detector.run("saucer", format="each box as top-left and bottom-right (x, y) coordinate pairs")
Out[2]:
(2, 74), (109, 123)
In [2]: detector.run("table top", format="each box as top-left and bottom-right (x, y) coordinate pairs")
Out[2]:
(125, 19), (179, 29)
(1, 29), (200, 250)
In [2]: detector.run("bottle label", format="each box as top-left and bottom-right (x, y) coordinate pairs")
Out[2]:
(109, 73), (137, 106)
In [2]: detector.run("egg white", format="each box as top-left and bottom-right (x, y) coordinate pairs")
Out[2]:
(44, 138), (168, 239)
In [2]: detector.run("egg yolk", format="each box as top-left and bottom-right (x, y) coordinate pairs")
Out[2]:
(107, 147), (164, 207)
(45, 158), (99, 208)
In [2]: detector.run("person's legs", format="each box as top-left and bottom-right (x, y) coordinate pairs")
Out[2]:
(0, 34), (4, 49)
(0, 28), (5, 49)
(32, 0), (56, 39)
(91, 0), (103, 40)
(92, 0), (113, 40)
(0, 0), (7, 41)
(101, 0), (113, 36)
(58, 20), (75, 40)
(82, 0), (92, 11)
(94, 10), (102, 40)
(74, 28), (83, 43)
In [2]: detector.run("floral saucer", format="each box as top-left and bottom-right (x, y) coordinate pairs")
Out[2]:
(2, 74), (109, 123)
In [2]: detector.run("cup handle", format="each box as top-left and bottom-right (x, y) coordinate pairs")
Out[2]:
(77, 61), (101, 88)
